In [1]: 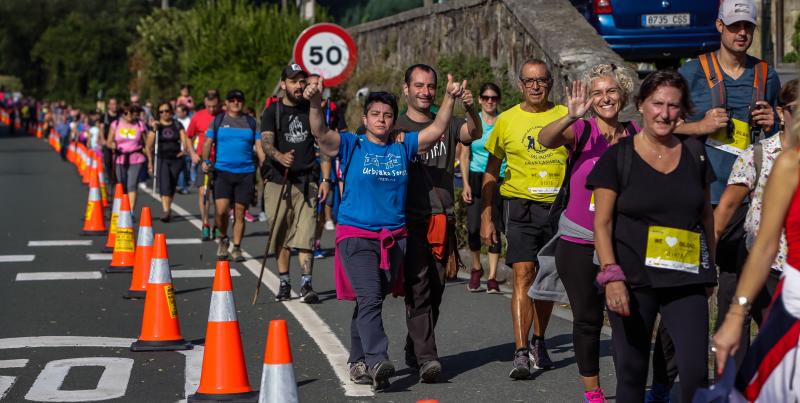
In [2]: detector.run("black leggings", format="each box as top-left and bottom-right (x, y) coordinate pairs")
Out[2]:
(554, 239), (603, 377)
(608, 285), (708, 403)
(158, 158), (184, 197)
(466, 171), (503, 253)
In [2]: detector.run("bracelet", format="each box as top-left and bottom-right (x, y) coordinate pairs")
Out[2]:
(321, 178), (331, 183)
(596, 264), (626, 287)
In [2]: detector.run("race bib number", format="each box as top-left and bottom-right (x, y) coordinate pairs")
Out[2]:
(527, 166), (563, 195)
(645, 226), (700, 274)
(706, 118), (750, 156)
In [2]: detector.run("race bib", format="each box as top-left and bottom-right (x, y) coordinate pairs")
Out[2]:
(706, 118), (750, 156)
(527, 166), (563, 195)
(645, 226), (700, 274)
(118, 127), (139, 140)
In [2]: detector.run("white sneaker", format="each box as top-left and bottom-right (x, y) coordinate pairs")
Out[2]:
(258, 212), (267, 222)
(139, 182), (148, 191)
(324, 220), (335, 231)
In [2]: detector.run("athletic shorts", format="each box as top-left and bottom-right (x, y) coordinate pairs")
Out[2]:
(115, 163), (144, 193)
(214, 170), (255, 205)
(503, 198), (553, 265)
(263, 180), (318, 252)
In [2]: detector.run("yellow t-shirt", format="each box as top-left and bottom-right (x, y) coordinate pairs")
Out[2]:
(484, 104), (569, 202)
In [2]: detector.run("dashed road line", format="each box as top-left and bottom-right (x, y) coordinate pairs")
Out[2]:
(28, 240), (92, 247)
(0, 255), (35, 263)
(172, 269), (241, 278)
(166, 238), (202, 245)
(86, 253), (112, 261)
(16, 272), (103, 281)
(0, 359), (29, 369)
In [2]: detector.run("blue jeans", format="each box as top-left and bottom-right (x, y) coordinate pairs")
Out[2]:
(177, 155), (193, 189)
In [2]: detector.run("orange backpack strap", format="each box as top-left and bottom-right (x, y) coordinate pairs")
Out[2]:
(698, 52), (726, 107)
(752, 61), (768, 104)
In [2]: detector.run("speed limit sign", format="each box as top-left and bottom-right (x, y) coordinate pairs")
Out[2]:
(293, 23), (358, 88)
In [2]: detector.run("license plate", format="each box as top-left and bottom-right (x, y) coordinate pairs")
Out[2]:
(642, 13), (690, 27)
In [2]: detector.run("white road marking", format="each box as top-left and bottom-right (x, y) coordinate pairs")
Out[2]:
(172, 269), (241, 278)
(28, 240), (92, 247)
(0, 255), (35, 263)
(86, 253), (112, 261)
(143, 187), (373, 397)
(177, 346), (203, 403)
(0, 359), (28, 399)
(25, 357), (133, 402)
(16, 272), (103, 281)
(166, 238), (202, 245)
(0, 359), (29, 369)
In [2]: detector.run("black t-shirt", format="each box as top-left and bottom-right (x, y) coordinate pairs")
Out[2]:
(586, 136), (717, 289)
(156, 121), (183, 160)
(103, 111), (120, 143)
(395, 113), (467, 224)
(260, 101), (317, 181)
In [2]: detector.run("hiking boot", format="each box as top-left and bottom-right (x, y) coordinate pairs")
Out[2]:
(486, 278), (500, 294)
(299, 283), (319, 303)
(404, 345), (418, 370)
(216, 236), (230, 260)
(201, 226), (211, 241)
(369, 361), (395, 391)
(529, 338), (554, 370)
(584, 388), (608, 403)
(348, 362), (371, 385)
(418, 359), (441, 383)
(230, 246), (245, 262)
(509, 348), (531, 380)
(467, 267), (484, 292)
(275, 282), (291, 302)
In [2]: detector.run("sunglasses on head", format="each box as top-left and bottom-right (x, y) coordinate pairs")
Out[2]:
(480, 95), (500, 102)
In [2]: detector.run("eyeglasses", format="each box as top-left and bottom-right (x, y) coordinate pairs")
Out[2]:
(519, 76), (551, 89)
(480, 95), (500, 102)
(158, 109), (171, 114)
(228, 98), (243, 104)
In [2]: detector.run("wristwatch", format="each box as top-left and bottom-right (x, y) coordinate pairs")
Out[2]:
(731, 295), (752, 314)
(321, 178), (331, 183)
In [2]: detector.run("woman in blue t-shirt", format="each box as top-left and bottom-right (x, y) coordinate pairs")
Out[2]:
(305, 75), (467, 391)
(458, 82), (506, 294)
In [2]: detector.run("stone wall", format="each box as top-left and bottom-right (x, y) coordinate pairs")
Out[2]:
(346, 0), (627, 103)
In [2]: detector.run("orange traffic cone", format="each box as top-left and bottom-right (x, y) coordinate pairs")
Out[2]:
(130, 233), (192, 351)
(103, 184), (123, 252)
(257, 320), (297, 403)
(125, 207), (153, 299)
(80, 145), (90, 184)
(96, 155), (109, 208)
(80, 170), (107, 236)
(105, 193), (135, 273)
(417, 401), (439, 403)
(189, 260), (257, 402)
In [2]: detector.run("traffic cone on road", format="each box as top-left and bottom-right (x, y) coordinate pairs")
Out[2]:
(80, 170), (107, 236)
(103, 184), (123, 253)
(125, 207), (153, 299)
(130, 233), (192, 351)
(257, 320), (298, 403)
(417, 400), (440, 403)
(96, 155), (109, 208)
(105, 193), (135, 273)
(189, 259), (257, 402)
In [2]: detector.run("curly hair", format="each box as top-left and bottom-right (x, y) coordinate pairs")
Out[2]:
(581, 63), (636, 111)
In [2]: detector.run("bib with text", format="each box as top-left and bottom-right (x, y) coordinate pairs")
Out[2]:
(706, 118), (750, 156)
(645, 226), (700, 274)
(527, 165), (563, 195)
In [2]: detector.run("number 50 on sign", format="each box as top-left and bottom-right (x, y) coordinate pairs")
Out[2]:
(293, 23), (358, 88)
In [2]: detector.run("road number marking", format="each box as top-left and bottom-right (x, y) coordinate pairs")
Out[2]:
(25, 357), (133, 402)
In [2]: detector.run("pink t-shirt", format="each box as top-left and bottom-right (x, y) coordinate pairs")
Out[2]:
(113, 120), (147, 165)
(562, 117), (639, 244)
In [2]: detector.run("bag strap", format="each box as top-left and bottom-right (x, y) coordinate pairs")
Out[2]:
(698, 52), (726, 107)
(617, 136), (634, 189)
(561, 120), (593, 190)
(752, 61), (768, 105)
(340, 135), (362, 195)
(753, 142), (763, 192)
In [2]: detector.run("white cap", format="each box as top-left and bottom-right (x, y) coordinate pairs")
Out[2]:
(718, 0), (757, 26)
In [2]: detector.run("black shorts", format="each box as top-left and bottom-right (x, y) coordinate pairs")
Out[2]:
(214, 170), (255, 205)
(503, 198), (553, 265)
(158, 158), (184, 197)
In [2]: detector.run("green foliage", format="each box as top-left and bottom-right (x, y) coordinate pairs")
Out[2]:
(0, 76), (23, 92)
(436, 53), (522, 114)
(792, 14), (800, 64)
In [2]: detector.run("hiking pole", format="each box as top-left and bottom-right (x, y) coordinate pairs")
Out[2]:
(200, 170), (209, 263)
(252, 167), (290, 305)
(152, 129), (159, 195)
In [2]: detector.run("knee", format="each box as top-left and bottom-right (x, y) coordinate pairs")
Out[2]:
(513, 268), (534, 288)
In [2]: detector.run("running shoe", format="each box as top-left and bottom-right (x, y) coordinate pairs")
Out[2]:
(244, 211), (256, 222)
(258, 211), (267, 222)
(584, 388), (608, 403)
(467, 267), (484, 292)
(529, 338), (554, 370)
(509, 349), (531, 380)
(369, 361), (395, 391)
(230, 246), (245, 262)
(324, 220), (335, 230)
(486, 278), (500, 294)
(213, 228), (222, 240)
(178, 188), (189, 195)
(299, 283), (319, 303)
(349, 362), (371, 385)
(201, 226), (211, 242)
(418, 359), (441, 383)
(313, 248), (325, 259)
(275, 282), (291, 302)
(644, 383), (672, 403)
(216, 236), (230, 260)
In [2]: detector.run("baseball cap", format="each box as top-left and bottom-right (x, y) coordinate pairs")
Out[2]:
(226, 89), (245, 101)
(718, 0), (757, 26)
(281, 64), (308, 80)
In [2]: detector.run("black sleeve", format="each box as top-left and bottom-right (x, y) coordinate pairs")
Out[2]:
(586, 143), (620, 192)
(336, 108), (347, 131)
(260, 104), (276, 133)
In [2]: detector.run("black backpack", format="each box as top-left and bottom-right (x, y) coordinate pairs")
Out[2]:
(615, 134), (707, 189)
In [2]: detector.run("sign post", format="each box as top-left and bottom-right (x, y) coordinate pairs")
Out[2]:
(293, 23), (358, 88)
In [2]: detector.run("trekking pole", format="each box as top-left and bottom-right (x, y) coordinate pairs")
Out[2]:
(200, 170), (209, 263)
(152, 129), (159, 194)
(252, 167), (290, 305)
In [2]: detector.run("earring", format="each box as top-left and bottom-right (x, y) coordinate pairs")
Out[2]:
(780, 119), (786, 132)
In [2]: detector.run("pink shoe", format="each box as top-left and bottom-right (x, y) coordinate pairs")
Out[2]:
(244, 211), (256, 222)
(584, 388), (607, 403)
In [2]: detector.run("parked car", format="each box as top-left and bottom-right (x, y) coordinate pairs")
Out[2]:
(575, 0), (721, 68)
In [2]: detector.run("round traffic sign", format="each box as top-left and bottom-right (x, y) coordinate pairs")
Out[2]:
(293, 23), (357, 88)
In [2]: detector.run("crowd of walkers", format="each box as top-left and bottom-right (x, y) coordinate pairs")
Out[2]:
(12, 0), (800, 400)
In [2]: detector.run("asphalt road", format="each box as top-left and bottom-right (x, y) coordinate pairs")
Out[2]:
(0, 126), (618, 402)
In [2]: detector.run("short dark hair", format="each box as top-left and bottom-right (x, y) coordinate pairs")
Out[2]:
(363, 91), (398, 120)
(404, 64), (437, 86)
(778, 78), (799, 106)
(636, 69), (693, 116)
(518, 59), (551, 79)
(308, 73), (321, 79)
(204, 89), (220, 101)
(479, 82), (502, 98)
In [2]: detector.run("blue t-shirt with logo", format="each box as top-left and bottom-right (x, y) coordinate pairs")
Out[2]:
(469, 112), (506, 177)
(679, 55), (780, 204)
(337, 131), (419, 231)
(206, 114), (257, 174)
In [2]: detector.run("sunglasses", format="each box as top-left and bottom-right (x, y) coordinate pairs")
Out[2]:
(158, 109), (171, 114)
(480, 95), (500, 102)
(228, 98), (244, 103)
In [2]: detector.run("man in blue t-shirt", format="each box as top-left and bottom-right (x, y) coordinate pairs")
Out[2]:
(201, 89), (266, 261)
